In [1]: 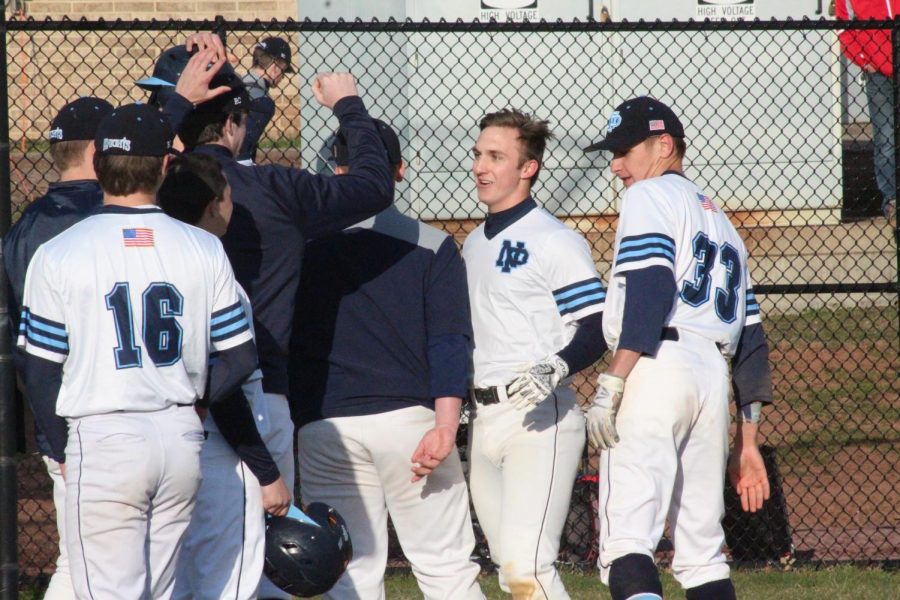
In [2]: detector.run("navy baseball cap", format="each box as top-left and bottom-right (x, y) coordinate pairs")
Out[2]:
(191, 68), (251, 121)
(584, 96), (685, 153)
(256, 37), (295, 73)
(333, 119), (402, 167)
(94, 104), (173, 157)
(49, 97), (114, 144)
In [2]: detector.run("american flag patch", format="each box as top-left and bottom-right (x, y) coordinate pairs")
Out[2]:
(123, 227), (154, 247)
(649, 119), (665, 131)
(697, 193), (718, 212)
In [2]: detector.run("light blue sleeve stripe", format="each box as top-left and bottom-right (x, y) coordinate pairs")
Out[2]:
(26, 316), (67, 337)
(26, 329), (69, 351)
(553, 281), (605, 302)
(557, 292), (606, 313)
(617, 246), (676, 262)
(210, 306), (245, 326)
(620, 237), (675, 252)
(211, 317), (250, 337)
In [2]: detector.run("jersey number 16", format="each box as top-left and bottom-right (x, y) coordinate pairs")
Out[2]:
(105, 282), (184, 369)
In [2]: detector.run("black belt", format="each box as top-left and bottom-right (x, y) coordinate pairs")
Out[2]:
(661, 327), (679, 342)
(470, 384), (510, 405)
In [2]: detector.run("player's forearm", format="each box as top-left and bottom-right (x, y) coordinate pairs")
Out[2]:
(557, 312), (607, 374)
(210, 389), (281, 486)
(433, 396), (462, 435)
(732, 322), (773, 407)
(606, 348), (642, 381)
(735, 420), (760, 447)
(205, 339), (258, 406)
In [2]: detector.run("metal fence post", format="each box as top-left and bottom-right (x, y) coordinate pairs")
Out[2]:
(893, 22), (900, 333)
(0, 9), (18, 600)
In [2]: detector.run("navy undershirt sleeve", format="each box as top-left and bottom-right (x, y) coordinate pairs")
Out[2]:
(428, 334), (470, 399)
(205, 339), (258, 407)
(557, 312), (608, 374)
(619, 266), (676, 356)
(23, 355), (66, 462)
(237, 95), (276, 162)
(425, 237), (473, 400)
(209, 390), (281, 486)
(731, 322), (774, 408)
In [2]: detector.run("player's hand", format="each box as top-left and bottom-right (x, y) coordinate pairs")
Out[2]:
(586, 373), (626, 450)
(506, 355), (569, 410)
(174, 48), (232, 107)
(410, 424), (456, 483)
(312, 73), (358, 109)
(728, 441), (770, 513)
(184, 32), (226, 60)
(261, 476), (292, 517)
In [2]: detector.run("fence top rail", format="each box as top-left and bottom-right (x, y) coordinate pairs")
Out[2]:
(4, 16), (900, 33)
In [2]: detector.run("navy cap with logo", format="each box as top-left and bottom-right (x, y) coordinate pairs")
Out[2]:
(49, 97), (114, 144)
(332, 118), (402, 168)
(256, 37), (295, 73)
(191, 68), (251, 122)
(94, 104), (173, 157)
(584, 96), (685, 154)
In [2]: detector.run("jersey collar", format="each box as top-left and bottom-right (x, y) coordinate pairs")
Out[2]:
(98, 204), (165, 215)
(484, 197), (537, 240)
(662, 169), (689, 180)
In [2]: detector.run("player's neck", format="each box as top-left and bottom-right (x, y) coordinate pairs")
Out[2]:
(57, 161), (96, 183)
(103, 192), (157, 208)
(487, 191), (532, 214)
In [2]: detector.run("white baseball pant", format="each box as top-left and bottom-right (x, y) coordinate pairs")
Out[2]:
(598, 330), (732, 589)
(468, 387), (585, 600)
(42, 456), (76, 600)
(173, 390), (294, 600)
(64, 405), (203, 600)
(297, 405), (484, 600)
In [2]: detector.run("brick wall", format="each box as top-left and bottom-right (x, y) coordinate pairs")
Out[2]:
(23, 0), (298, 20)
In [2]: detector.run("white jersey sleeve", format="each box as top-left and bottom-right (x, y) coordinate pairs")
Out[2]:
(209, 245), (253, 352)
(19, 245), (68, 364)
(612, 182), (678, 277)
(541, 229), (606, 323)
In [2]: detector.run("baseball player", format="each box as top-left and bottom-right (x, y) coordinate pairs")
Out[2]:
(290, 119), (484, 600)
(583, 96), (773, 600)
(156, 153), (292, 599)
(179, 32), (294, 165)
(3, 96), (112, 600)
(166, 48), (393, 599)
(18, 103), (259, 599)
(463, 108), (608, 599)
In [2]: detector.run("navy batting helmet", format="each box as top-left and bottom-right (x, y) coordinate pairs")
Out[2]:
(264, 503), (352, 597)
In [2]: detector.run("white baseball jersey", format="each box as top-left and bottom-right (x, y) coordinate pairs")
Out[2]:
(603, 173), (760, 358)
(463, 206), (606, 387)
(18, 205), (253, 417)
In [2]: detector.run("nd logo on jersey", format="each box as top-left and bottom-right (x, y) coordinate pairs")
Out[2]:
(496, 240), (529, 273)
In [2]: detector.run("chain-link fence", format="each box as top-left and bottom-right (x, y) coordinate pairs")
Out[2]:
(6, 17), (898, 590)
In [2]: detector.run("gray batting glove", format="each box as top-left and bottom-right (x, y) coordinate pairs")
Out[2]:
(586, 373), (626, 449)
(506, 355), (569, 410)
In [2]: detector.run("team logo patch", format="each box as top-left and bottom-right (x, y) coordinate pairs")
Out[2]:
(649, 119), (665, 131)
(696, 193), (718, 212)
(103, 136), (132, 152)
(607, 111), (622, 132)
(123, 227), (154, 247)
(495, 240), (529, 273)
(49, 127), (63, 141)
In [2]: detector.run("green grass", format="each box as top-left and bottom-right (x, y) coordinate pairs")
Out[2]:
(21, 566), (893, 599)
(379, 566), (898, 599)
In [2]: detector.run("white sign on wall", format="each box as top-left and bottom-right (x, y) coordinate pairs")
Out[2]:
(696, 0), (756, 20)
(479, 0), (539, 22)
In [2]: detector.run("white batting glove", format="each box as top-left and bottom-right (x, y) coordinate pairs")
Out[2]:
(586, 373), (626, 450)
(506, 355), (569, 410)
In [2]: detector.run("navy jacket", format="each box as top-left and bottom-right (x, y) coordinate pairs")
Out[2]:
(3, 180), (103, 454)
(290, 207), (472, 427)
(192, 96), (394, 394)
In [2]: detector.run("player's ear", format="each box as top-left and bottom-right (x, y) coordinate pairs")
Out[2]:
(520, 158), (539, 181)
(659, 134), (675, 159)
(395, 159), (407, 183)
